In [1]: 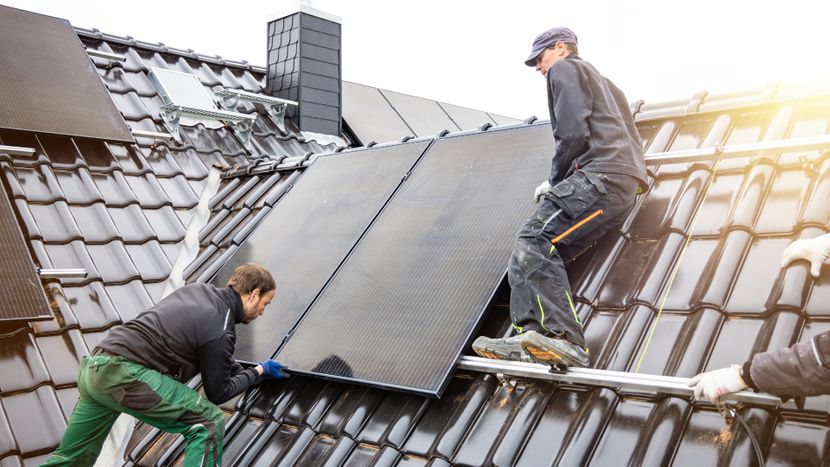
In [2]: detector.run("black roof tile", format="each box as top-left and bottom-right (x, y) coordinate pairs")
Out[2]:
(0, 330), (51, 394)
(3, 386), (66, 456)
(61, 281), (120, 331)
(68, 203), (121, 244)
(35, 330), (88, 387)
(107, 204), (155, 243)
(103, 280), (153, 323)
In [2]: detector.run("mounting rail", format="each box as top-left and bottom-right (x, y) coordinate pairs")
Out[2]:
(458, 356), (793, 409)
(644, 134), (830, 166)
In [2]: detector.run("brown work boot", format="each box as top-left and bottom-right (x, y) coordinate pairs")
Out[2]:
(519, 330), (590, 367)
(472, 335), (537, 363)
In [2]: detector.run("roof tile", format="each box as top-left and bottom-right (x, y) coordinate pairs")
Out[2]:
(53, 168), (105, 205)
(155, 175), (198, 209)
(123, 173), (172, 209)
(2, 386), (66, 456)
(92, 171), (139, 207)
(62, 281), (120, 330)
(68, 202), (120, 244)
(28, 201), (83, 243)
(124, 241), (172, 282)
(0, 330), (51, 394)
(104, 280), (153, 322)
(108, 204), (155, 243)
(35, 330), (88, 387)
(86, 241), (141, 284)
(42, 240), (102, 285)
(141, 206), (186, 243)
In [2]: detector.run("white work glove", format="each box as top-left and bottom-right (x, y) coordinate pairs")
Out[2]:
(534, 180), (551, 203)
(780, 233), (830, 278)
(688, 365), (747, 403)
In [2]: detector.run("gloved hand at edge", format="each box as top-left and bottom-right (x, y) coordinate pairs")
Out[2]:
(688, 365), (747, 403)
(780, 233), (830, 278)
(534, 180), (551, 203)
(258, 360), (290, 379)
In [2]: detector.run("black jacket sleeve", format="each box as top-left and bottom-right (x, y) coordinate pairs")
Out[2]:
(548, 60), (592, 183)
(745, 329), (830, 397)
(198, 333), (262, 404)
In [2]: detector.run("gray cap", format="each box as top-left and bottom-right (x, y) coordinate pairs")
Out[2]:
(524, 26), (578, 67)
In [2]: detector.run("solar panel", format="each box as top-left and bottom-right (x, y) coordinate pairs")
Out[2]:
(0, 175), (53, 322)
(0, 6), (133, 142)
(277, 124), (554, 396)
(212, 140), (431, 362)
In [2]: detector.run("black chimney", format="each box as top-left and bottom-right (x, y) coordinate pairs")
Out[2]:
(266, 3), (341, 136)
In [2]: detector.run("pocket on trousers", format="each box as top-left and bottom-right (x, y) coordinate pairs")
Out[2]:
(111, 380), (162, 411)
(548, 172), (603, 218)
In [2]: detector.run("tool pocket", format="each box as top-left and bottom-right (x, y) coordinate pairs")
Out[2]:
(111, 380), (163, 411)
(548, 171), (604, 218)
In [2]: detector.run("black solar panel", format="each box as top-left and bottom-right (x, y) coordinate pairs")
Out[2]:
(0, 174), (52, 322)
(0, 6), (132, 142)
(277, 124), (554, 396)
(213, 141), (430, 362)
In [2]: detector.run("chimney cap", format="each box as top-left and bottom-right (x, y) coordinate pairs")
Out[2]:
(268, 1), (341, 24)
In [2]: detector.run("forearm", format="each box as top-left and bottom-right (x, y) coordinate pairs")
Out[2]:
(747, 333), (830, 397)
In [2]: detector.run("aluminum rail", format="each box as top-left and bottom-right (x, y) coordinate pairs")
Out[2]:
(0, 145), (35, 157)
(644, 134), (830, 166)
(38, 268), (88, 279)
(458, 356), (792, 408)
(86, 48), (127, 62)
(131, 129), (173, 140)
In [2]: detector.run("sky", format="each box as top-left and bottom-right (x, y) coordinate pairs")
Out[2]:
(4, 0), (830, 119)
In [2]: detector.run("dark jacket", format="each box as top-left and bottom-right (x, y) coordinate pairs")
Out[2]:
(546, 55), (648, 190)
(743, 329), (830, 397)
(98, 283), (262, 404)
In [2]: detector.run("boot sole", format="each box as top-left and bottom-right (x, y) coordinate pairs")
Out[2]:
(520, 332), (589, 367)
(472, 336), (534, 363)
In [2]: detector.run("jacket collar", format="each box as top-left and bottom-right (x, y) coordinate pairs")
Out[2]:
(219, 287), (244, 324)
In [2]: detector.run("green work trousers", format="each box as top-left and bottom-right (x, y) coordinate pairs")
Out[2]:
(42, 353), (224, 466)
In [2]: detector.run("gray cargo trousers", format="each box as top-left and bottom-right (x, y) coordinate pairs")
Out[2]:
(508, 170), (640, 347)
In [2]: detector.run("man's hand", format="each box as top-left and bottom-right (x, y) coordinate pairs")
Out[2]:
(688, 365), (747, 403)
(534, 180), (551, 203)
(258, 360), (289, 379)
(781, 233), (830, 278)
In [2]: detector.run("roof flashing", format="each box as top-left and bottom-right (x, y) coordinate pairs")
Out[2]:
(267, 1), (341, 24)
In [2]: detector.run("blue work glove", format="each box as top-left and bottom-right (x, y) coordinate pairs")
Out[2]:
(259, 360), (289, 379)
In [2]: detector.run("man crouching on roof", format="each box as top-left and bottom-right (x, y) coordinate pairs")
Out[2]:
(43, 263), (289, 467)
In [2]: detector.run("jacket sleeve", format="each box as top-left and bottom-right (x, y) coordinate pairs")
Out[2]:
(198, 333), (263, 404)
(745, 329), (830, 397)
(548, 61), (592, 183)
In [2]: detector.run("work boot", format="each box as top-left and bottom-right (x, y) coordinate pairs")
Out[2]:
(520, 330), (590, 367)
(472, 335), (536, 363)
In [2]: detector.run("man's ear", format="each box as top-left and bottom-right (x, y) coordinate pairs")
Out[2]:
(250, 288), (261, 301)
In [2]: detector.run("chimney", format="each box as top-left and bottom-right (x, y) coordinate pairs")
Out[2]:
(266, 2), (341, 136)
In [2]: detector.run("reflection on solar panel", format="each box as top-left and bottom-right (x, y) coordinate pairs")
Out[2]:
(214, 140), (431, 362)
(0, 174), (52, 322)
(0, 6), (132, 142)
(277, 124), (554, 396)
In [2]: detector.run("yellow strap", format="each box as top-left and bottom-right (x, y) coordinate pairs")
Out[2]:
(635, 160), (721, 373)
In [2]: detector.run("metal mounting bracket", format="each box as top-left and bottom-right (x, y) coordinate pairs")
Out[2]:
(215, 88), (297, 134)
(160, 103), (256, 145)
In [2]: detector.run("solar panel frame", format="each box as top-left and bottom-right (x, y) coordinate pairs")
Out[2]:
(210, 140), (433, 363)
(276, 123), (555, 396)
(0, 174), (53, 322)
(0, 6), (133, 142)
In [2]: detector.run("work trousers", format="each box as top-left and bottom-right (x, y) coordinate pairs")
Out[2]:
(42, 350), (224, 467)
(509, 170), (640, 347)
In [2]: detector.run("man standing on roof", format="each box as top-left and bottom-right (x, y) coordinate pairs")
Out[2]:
(473, 27), (648, 367)
(43, 263), (289, 467)
(690, 233), (830, 402)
